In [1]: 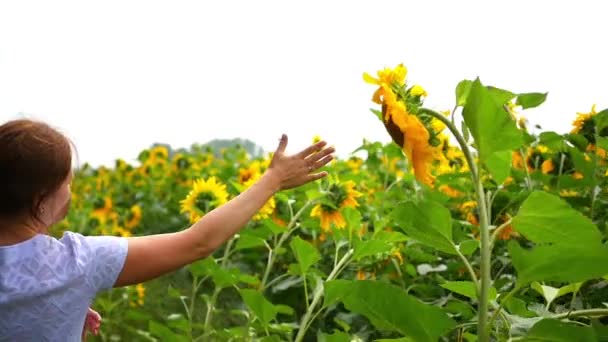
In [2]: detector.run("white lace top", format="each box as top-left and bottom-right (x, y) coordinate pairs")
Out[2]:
(0, 231), (128, 341)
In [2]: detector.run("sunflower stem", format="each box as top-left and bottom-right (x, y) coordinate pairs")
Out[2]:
(203, 237), (235, 333)
(419, 107), (491, 341)
(294, 248), (354, 342)
(261, 200), (314, 290)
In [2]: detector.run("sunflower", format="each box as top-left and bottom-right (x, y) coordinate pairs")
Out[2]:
(171, 153), (193, 171)
(180, 176), (229, 223)
(150, 145), (169, 161)
(571, 104), (598, 136)
(125, 205), (142, 229)
(91, 197), (113, 219)
(238, 160), (263, 184)
(364, 64), (444, 186)
(310, 180), (362, 231)
(346, 156), (363, 174)
(363, 63), (407, 105)
(541, 159), (555, 174)
(459, 200), (479, 226)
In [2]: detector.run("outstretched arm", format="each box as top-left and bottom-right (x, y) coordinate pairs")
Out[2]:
(112, 135), (334, 287)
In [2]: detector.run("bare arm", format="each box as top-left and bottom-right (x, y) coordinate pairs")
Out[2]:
(113, 135), (334, 287)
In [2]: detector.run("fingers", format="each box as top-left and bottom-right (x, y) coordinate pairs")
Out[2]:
(275, 134), (288, 154)
(306, 171), (329, 182)
(296, 140), (327, 158)
(305, 145), (335, 164)
(308, 154), (334, 172)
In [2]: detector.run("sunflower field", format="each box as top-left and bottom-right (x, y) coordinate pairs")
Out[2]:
(55, 63), (608, 342)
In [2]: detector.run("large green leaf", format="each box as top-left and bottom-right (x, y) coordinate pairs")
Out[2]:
(456, 80), (473, 106)
(391, 200), (456, 255)
(234, 234), (266, 251)
(485, 150), (512, 184)
(523, 319), (597, 342)
(512, 191), (601, 244)
(324, 280), (455, 342)
(149, 321), (189, 342)
(510, 191), (608, 284)
(440, 281), (496, 301)
(462, 78), (523, 161)
(239, 289), (278, 327)
(516, 92), (548, 109)
(509, 242), (608, 284)
(353, 239), (393, 260)
(290, 236), (321, 275)
(318, 331), (351, 342)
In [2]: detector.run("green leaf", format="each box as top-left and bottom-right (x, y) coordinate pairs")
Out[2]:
(512, 191), (601, 245)
(189, 257), (218, 278)
(539, 132), (566, 151)
(596, 136), (608, 152)
(516, 92), (548, 109)
(275, 304), (295, 316)
(343, 207), (361, 231)
(523, 319), (597, 342)
(485, 150), (512, 184)
(531, 282), (560, 306)
(149, 321), (188, 342)
(462, 78), (523, 161)
(593, 109), (608, 133)
(391, 199), (457, 255)
(458, 240), (479, 255)
(509, 242), (608, 284)
(353, 239), (393, 260)
(290, 236), (321, 275)
(509, 191), (608, 284)
(531, 282), (583, 307)
(371, 108), (383, 121)
(306, 188), (323, 200)
(235, 234), (266, 251)
(456, 80), (473, 106)
(318, 331), (351, 342)
(239, 289), (278, 327)
(504, 296), (536, 318)
(373, 230), (410, 243)
(324, 280), (455, 342)
(440, 281), (496, 301)
(488, 86), (516, 104)
(167, 285), (182, 299)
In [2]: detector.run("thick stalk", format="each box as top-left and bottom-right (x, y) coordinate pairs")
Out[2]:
(294, 248), (354, 342)
(419, 108), (491, 341)
(552, 308), (608, 319)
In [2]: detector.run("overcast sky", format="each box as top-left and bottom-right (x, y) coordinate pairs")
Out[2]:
(1, 1), (606, 167)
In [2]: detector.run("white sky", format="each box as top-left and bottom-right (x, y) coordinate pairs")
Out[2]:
(1, 1), (606, 167)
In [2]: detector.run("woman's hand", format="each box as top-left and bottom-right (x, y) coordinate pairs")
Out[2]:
(82, 307), (101, 341)
(267, 134), (335, 191)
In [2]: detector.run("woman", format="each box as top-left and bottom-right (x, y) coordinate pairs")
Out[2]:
(0, 119), (335, 341)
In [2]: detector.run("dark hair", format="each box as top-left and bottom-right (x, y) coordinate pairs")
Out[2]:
(0, 119), (74, 224)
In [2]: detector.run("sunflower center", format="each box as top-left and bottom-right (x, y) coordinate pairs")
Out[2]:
(526, 151), (545, 170)
(195, 192), (216, 211)
(321, 184), (349, 212)
(176, 157), (191, 170)
(552, 152), (575, 174)
(580, 118), (597, 143)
